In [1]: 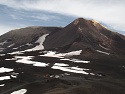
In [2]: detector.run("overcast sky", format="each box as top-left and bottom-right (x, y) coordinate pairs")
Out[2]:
(0, 0), (125, 35)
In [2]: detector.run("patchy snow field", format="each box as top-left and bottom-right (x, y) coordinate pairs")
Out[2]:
(15, 56), (49, 67)
(40, 50), (82, 58)
(0, 67), (13, 73)
(25, 34), (49, 51)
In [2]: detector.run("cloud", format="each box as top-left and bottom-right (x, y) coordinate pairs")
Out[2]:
(0, 0), (125, 33)
(30, 14), (60, 21)
(10, 14), (20, 20)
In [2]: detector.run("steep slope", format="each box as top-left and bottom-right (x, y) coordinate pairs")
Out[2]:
(0, 26), (62, 53)
(43, 18), (125, 54)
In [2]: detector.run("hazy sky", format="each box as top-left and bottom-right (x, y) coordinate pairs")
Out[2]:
(0, 0), (125, 35)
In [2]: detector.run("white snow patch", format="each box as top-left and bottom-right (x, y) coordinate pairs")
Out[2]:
(60, 58), (90, 63)
(69, 59), (90, 63)
(5, 58), (17, 61)
(83, 68), (90, 70)
(0, 76), (10, 81)
(40, 50), (82, 58)
(0, 84), (5, 86)
(54, 63), (69, 66)
(97, 74), (103, 77)
(25, 43), (32, 46)
(25, 34), (49, 51)
(13, 47), (18, 50)
(11, 75), (17, 78)
(15, 56), (33, 64)
(96, 50), (110, 55)
(60, 73), (70, 76)
(40, 51), (47, 54)
(8, 43), (15, 48)
(50, 75), (54, 78)
(40, 50), (89, 64)
(0, 41), (8, 46)
(70, 67), (83, 71)
(99, 44), (109, 50)
(63, 50), (82, 57)
(0, 67), (13, 73)
(33, 62), (49, 67)
(15, 56), (49, 67)
(8, 51), (24, 55)
(10, 72), (19, 78)
(90, 73), (95, 75)
(0, 48), (4, 52)
(52, 65), (89, 75)
(70, 66), (90, 71)
(55, 75), (60, 78)
(60, 58), (70, 61)
(40, 51), (62, 58)
(0, 48), (4, 50)
(11, 89), (27, 94)
(11, 72), (19, 75)
(40, 51), (65, 58)
(0, 54), (5, 56)
(64, 73), (70, 75)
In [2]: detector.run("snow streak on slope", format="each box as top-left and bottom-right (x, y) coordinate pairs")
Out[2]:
(0, 76), (10, 81)
(25, 34), (49, 51)
(11, 89), (27, 94)
(60, 58), (90, 63)
(8, 51), (24, 55)
(54, 63), (69, 67)
(52, 65), (89, 75)
(99, 44), (109, 50)
(40, 50), (82, 58)
(8, 43), (15, 48)
(0, 40), (8, 46)
(15, 56), (49, 67)
(96, 50), (110, 55)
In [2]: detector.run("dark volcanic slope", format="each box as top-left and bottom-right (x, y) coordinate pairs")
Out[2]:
(0, 26), (62, 45)
(44, 18), (125, 54)
(0, 26), (62, 53)
(0, 50), (125, 94)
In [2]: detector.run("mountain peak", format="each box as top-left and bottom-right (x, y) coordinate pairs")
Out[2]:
(89, 19), (99, 25)
(73, 18), (87, 25)
(89, 19), (102, 29)
(72, 18), (102, 30)
(73, 18), (100, 27)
